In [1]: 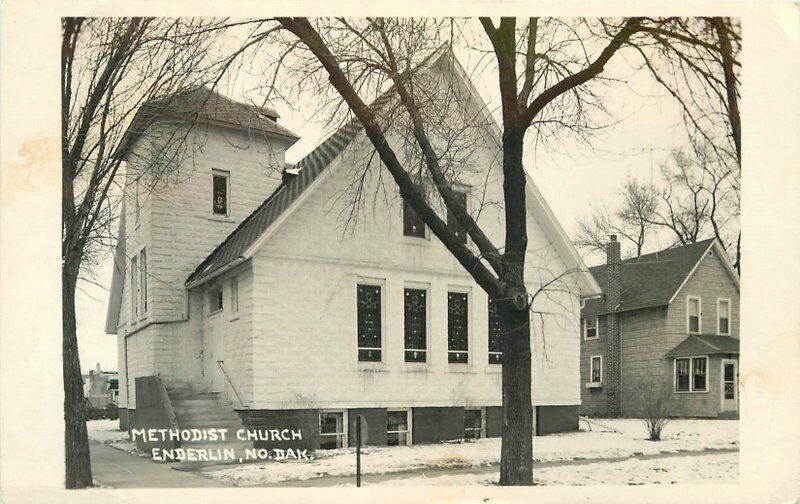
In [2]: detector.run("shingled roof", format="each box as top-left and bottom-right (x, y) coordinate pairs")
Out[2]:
(115, 86), (299, 159)
(666, 334), (740, 357)
(582, 238), (717, 317)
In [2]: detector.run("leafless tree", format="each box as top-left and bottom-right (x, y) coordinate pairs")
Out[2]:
(576, 177), (659, 258)
(256, 16), (739, 485)
(650, 141), (740, 268)
(61, 17), (233, 488)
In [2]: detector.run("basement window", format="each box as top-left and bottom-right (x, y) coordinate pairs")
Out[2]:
(387, 409), (411, 446)
(319, 411), (347, 449)
(464, 408), (485, 439)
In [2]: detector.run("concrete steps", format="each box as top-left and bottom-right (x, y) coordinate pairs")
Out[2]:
(166, 390), (253, 466)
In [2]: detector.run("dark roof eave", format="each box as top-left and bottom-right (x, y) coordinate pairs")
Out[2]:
(114, 113), (299, 160)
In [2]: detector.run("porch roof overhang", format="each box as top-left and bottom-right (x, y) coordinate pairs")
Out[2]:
(666, 334), (740, 358)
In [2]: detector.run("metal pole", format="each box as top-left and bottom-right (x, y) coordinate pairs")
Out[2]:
(356, 416), (362, 487)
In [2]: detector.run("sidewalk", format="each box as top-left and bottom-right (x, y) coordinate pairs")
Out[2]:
(90, 443), (232, 488)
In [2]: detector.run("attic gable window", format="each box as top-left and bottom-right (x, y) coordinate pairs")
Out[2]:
(446, 191), (468, 244)
(212, 170), (229, 215)
(402, 199), (426, 238)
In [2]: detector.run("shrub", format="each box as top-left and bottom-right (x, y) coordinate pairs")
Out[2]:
(638, 381), (673, 441)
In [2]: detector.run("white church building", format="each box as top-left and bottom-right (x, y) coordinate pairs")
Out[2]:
(105, 49), (600, 452)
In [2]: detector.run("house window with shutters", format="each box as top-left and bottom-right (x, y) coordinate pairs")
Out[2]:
(488, 298), (502, 364)
(448, 291), (469, 363)
(446, 191), (468, 244)
(212, 170), (229, 215)
(402, 199), (425, 238)
(357, 283), (382, 362)
(404, 288), (427, 362)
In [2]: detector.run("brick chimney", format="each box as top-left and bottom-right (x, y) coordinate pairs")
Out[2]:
(606, 235), (622, 417)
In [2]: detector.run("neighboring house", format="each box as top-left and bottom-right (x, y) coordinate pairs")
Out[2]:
(84, 363), (120, 408)
(105, 48), (601, 452)
(579, 236), (740, 419)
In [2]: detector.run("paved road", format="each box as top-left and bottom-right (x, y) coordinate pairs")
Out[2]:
(92, 440), (737, 489)
(254, 447), (740, 487)
(90, 443), (232, 488)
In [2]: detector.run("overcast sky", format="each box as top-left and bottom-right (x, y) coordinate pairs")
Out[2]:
(75, 20), (689, 373)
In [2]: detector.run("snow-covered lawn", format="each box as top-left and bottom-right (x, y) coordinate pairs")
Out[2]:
(207, 418), (738, 486)
(87, 419), (129, 444)
(359, 451), (739, 486)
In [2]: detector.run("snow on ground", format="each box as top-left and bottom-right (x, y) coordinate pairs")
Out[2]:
(207, 418), (738, 486)
(87, 419), (129, 444)
(358, 451), (739, 486)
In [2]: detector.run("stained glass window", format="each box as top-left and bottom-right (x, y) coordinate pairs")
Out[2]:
(448, 292), (469, 363)
(212, 172), (228, 215)
(404, 288), (427, 362)
(488, 298), (502, 364)
(357, 284), (382, 362)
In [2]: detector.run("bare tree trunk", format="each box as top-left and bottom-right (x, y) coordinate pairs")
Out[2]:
(498, 299), (533, 485)
(62, 257), (93, 488)
(498, 127), (533, 486)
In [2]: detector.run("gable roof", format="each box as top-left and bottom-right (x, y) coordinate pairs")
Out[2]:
(666, 334), (740, 357)
(185, 48), (600, 298)
(115, 86), (299, 160)
(582, 238), (721, 317)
